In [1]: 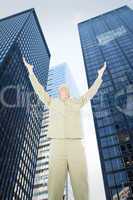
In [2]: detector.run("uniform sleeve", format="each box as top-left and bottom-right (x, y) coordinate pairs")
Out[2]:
(78, 75), (103, 108)
(29, 70), (52, 108)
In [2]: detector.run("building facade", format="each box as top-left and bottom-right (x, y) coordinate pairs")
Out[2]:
(0, 9), (50, 199)
(78, 6), (133, 200)
(32, 63), (76, 200)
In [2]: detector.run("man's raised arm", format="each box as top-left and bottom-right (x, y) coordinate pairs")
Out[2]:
(23, 57), (51, 108)
(78, 62), (107, 108)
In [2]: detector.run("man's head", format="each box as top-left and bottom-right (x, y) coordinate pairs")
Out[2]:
(58, 83), (70, 100)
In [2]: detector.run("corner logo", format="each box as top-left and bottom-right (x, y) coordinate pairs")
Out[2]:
(114, 84), (133, 117)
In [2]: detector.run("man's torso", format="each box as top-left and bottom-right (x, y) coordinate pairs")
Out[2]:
(47, 97), (84, 139)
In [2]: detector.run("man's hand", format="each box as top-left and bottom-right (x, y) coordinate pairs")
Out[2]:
(23, 56), (52, 107)
(22, 56), (34, 74)
(98, 61), (107, 78)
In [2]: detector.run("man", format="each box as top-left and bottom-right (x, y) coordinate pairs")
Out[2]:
(23, 57), (106, 200)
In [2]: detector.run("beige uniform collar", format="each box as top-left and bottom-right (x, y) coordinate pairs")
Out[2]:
(59, 96), (73, 102)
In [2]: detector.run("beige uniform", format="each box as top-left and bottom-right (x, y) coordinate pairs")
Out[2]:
(29, 71), (103, 200)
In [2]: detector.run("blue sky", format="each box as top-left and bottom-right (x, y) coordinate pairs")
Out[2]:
(1, 0), (133, 199)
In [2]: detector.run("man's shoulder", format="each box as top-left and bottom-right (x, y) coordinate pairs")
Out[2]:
(51, 96), (80, 103)
(70, 96), (80, 103)
(52, 97), (58, 99)
(51, 96), (59, 103)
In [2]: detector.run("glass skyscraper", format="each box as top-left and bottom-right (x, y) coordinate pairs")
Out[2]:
(0, 9), (50, 199)
(32, 63), (76, 200)
(78, 6), (133, 200)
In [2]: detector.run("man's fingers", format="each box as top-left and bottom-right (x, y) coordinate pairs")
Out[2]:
(22, 56), (25, 61)
(98, 62), (107, 77)
(22, 57), (30, 68)
(100, 62), (106, 70)
(22, 57), (33, 73)
(22, 57), (27, 65)
(103, 61), (107, 69)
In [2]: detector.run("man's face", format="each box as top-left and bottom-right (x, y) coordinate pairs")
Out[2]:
(58, 87), (70, 100)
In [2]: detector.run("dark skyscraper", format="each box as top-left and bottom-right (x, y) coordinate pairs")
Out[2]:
(0, 9), (50, 199)
(78, 6), (133, 200)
